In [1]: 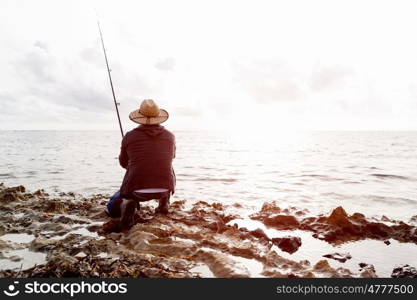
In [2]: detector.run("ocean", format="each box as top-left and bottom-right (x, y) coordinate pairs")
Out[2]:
(1, 130), (417, 221)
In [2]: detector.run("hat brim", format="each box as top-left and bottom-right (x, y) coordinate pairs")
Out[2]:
(129, 108), (169, 125)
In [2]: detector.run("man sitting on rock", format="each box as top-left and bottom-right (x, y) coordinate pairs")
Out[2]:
(106, 99), (176, 231)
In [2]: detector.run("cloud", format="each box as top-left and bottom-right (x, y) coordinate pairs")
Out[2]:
(0, 92), (20, 118)
(309, 65), (352, 92)
(33, 40), (49, 52)
(1, 0), (417, 130)
(1, 39), (155, 129)
(12, 45), (113, 111)
(171, 106), (201, 117)
(155, 57), (175, 71)
(79, 42), (105, 68)
(231, 60), (305, 103)
(15, 48), (56, 83)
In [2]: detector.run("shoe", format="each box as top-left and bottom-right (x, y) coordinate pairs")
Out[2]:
(155, 196), (170, 215)
(102, 219), (122, 233)
(120, 199), (136, 231)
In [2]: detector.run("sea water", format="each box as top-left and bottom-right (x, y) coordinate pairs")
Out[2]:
(1, 130), (416, 221)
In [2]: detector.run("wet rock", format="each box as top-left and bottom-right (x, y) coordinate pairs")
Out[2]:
(251, 202), (281, 222)
(310, 261), (353, 278)
(211, 202), (223, 210)
(1, 193), (19, 202)
(327, 207), (348, 224)
(239, 227), (249, 232)
(4, 183), (416, 279)
(54, 215), (75, 224)
(171, 200), (185, 209)
(351, 212), (366, 222)
(30, 237), (58, 252)
(272, 236), (302, 254)
(261, 269), (291, 278)
(314, 260), (332, 272)
(364, 223), (389, 237)
(87, 224), (102, 233)
(282, 206), (309, 216)
(381, 215), (393, 222)
(75, 251), (88, 259)
(358, 263), (377, 278)
(38, 213), (53, 222)
(299, 260), (311, 267)
(192, 249), (250, 278)
(333, 268), (354, 278)
(39, 223), (66, 232)
(252, 203), (417, 245)
(249, 228), (270, 240)
(391, 264), (417, 278)
(264, 215), (299, 229)
(0, 186), (26, 203)
(8, 186), (25, 193)
(101, 219), (122, 233)
(8, 255), (22, 262)
(15, 255), (176, 278)
(59, 192), (75, 197)
(91, 211), (108, 220)
(323, 252), (352, 263)
(34, 189), (48, 197)
(46, 201), (67, 213)
(207, 221), (226, 233)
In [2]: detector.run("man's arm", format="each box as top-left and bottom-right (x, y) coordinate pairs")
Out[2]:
(171, 134), (176, 194)
(119, 137), (128, 169)
(173, 135), (176, 159)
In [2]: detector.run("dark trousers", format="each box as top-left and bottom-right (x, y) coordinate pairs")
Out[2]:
(107, 190), (170, 218)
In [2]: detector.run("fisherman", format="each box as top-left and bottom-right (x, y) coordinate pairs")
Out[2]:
(106, 99), (176, 230)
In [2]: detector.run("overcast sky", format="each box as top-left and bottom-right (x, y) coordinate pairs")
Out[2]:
(1, 0), (417, 131)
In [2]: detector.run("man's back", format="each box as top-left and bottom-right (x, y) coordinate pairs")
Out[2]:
(119, 124), (176, 197)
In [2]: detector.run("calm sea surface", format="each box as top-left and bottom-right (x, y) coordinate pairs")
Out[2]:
(1, 130), (417, 221)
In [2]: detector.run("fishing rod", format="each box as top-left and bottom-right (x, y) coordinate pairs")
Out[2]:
(96, 18), (124, 138)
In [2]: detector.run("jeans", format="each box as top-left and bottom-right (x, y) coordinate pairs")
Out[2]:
(107, 190), (122, 218)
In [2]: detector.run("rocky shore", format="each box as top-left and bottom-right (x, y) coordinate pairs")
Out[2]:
(0, 183), (416, 278)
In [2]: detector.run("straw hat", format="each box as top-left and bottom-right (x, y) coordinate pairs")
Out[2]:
(129, 99), (169, 125)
